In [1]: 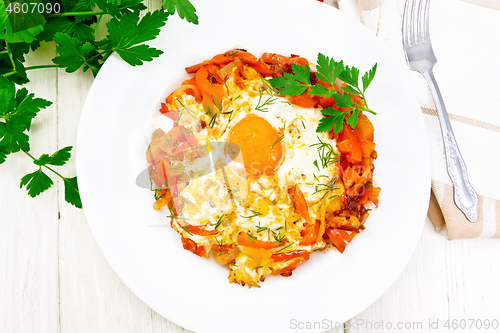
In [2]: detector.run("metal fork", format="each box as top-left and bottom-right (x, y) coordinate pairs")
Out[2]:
(403, 0), (478, 222)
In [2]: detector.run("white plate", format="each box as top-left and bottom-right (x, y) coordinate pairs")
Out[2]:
(76, 0), (431, 332)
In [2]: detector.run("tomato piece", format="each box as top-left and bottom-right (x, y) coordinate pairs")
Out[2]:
(181, 236), (207, 257)
(367, 186), (381, 207)
(337, 125), (362, 163)
(288, 92), (320, 108)
(271, 256), (308, 276)
(326, 228), (358, 253)
(288, 184), (311, 222)
(195, 65), (224, 112)
(153, 189), (172, 210)
(271, 250), (309, 262)
(299, 222), (319, 246)
(260, 53), (292, 66)
(355, 114), (375, 157)
(237, 233), (278, 249)
(211, 244), (238, 265)
(184, 224), (218, 236)
(250, 62), (274, 77)
(342, 165), (360, 189)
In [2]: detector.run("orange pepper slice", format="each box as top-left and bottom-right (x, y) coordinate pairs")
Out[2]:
(237, 233), (278, 249)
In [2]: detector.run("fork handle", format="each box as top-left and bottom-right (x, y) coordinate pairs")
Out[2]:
(423, 69), (478, 222)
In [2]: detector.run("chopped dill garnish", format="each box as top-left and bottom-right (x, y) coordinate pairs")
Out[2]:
(179, 126), (192, 137)
(255, 89), (277, 112)
(214, 237), (227, 256)
(313, 160), (320, 171)
(214, 213), (225, 229)
(256, 222), (268, 233)
(174, 98), (197, 122)
(310, 136), (340, 168)
(272, 230), (286, 246)
(240, 210), (262, 219)
(271, 135), (285, 149)
(208, 112), (217, 128)
(177, 222), (193, 236)
(275, 242), (294, 253)
(246, 232), (257, 244)
(311, 178), (339, 201)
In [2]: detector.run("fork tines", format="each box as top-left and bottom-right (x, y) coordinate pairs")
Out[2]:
(403, 0), (431, 48)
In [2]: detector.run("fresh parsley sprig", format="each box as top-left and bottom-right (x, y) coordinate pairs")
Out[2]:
(0, 0), (198, 206)
(268, 53), (377, 135)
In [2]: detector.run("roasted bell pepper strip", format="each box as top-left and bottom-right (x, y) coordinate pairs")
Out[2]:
(271, 256), (308, 276)
(260, 53), (292, 66)
(299, 222), (319, 246)
(153, 189), (172, 210)
(185, 50), (260, 73)
(288, 92), (320, 108)
(237, 233), (278, 249)
(288, 184), (311, 222)
(181, 235), (208, 257)
(250, 62), (274, 76)
(337, 124), (363, 164)
(366, 186), (381, 207)
(271, 250), (309, 262)
(195, 65), (224, 112)
(326, 228), (358, 253)
(342, 166), (360, 189)
(354, 114), (376, 158)
(183, 224), (218, 236)
(211, 244), (238, 265)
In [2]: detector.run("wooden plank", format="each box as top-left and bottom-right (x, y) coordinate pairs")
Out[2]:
(0, 43), (60, 333)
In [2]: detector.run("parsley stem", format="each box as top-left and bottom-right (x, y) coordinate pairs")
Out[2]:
(25, 65), (59, 70)
(5, 42), (16, 70)
(3, 65), (59, 77)
(24, 151), (67, 181)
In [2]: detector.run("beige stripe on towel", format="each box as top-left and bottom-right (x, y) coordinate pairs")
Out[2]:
(429, 180), (500, 239)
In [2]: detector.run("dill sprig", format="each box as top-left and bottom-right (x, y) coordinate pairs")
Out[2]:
(214, 214), (225, 229)
(255, 88), (277, 112)
(310, 136), (340, 169)
(256, 222), (268, 233)
(308, 178), (339, 201)
(214, 237), (227, 256)
(208, 112), (217, 128)
(240, 210), (262, 219)
(174, 98), (197, 123)
(272, 230), (286, 246)
(275, 242), (294, 253)
(271, 135), (285, 149)
(246, 232), (257, 244)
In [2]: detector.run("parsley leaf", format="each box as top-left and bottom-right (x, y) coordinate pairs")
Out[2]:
(63, 176), (82, 208)
(34, 146), (73, 166)
(317, 108), (345, 135)
(53, 33), (98, 74)
(20, 168), (54, 198)
(0, 77), (52, 161)
(362, 63), (377, 92)
(163, 0), (199, 24)
(268, 64), (313, 96)
(22, 148), (82, 207)
(106, 10), (169, 66)
(315, 53), (344, 92)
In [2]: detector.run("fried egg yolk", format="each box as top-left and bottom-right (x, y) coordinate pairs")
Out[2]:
(226, 115), (283, 177)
